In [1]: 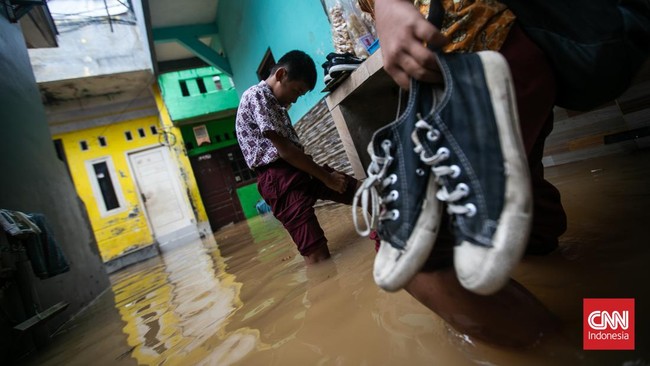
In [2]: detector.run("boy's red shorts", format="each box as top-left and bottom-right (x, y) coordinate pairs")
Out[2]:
(255, 159), (358, 256)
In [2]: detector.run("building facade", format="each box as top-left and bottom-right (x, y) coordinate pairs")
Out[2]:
(158, 66), (262, 230)
(31, 0), (211, 271)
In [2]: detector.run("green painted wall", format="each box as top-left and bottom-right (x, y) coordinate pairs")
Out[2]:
(158, 66), (239, 122)
(216, 0), (334, 123)
(180, 115), (238, 157)
(236, 183), (263, 219)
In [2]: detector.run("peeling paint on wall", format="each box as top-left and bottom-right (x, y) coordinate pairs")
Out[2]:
(128, 206), (140, 218)
(111, 227), (125, 236)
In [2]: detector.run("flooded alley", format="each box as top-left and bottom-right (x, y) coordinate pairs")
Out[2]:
(22, 150), (650, 366)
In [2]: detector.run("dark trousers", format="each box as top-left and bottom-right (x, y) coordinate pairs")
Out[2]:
(256, 160), (358, 256)
(501, 24), (567, 253)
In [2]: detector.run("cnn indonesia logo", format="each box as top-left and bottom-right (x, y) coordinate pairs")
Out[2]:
(583, 298), (635, 350)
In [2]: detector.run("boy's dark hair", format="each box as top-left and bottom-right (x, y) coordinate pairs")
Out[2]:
(271, 50), (317, 91)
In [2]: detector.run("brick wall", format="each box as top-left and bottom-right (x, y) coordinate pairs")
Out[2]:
(294, 99), (354, 176)
(294, 99), (354, 207)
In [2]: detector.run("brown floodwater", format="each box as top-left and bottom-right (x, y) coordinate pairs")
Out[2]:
(23, 150), (650, 365)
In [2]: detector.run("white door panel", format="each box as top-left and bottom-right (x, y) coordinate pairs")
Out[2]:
(129, 147), (195, 242)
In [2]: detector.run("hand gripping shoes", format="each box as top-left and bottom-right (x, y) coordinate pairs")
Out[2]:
(353, 81), (443, 292)
(411, 51), (532, 295)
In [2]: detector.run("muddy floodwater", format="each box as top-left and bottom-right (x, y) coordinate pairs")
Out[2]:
(23, 150), (650, 365)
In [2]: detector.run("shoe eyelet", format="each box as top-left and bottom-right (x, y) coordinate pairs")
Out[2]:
(390, 209), (400, 220)
(381, 140), (392, 150)
(427, 129), (440, 142)
(465, 203), (477, 217)
(388, 190), (399, 201)
(437, 147), (450, 160)
(388, 174), (397, 184)
(457, 183), (470, 196)
(416, 168), (425, 177)
(450, 165), (461, 178)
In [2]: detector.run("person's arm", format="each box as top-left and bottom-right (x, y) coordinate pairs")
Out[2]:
(265, 130), (347, 193)
(374, 0), (448, 89)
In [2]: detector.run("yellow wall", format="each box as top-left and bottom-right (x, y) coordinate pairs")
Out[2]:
(54, 87), (211, 263)
(54, 117), (161, 262)
(152, 83), (209, 224)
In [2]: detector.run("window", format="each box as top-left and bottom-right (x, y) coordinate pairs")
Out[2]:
(197, 78), (207, 94)
(213, 75), (223, 91)
(138, 128), (146, 138)
(193, 125), (211, 146)
(98, 136), (107, 147)
(86, 157), (125, 216)
(257, 48), (275, 81)
(228, 150), (256, 184)
(223, 132), (230, 140)
(80, 140), (88, 151)
(214, 135), (222, 143)
(150, 126), (158, 135)
(125, 131), (133, 141)
(179, 80), (190, 96)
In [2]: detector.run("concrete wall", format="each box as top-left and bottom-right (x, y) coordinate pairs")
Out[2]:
(159, 66), (238, 121)
(179, 115), (238, 155)
(236, 183), (263, 219)
(216, 0), (334, 122)
(28, 7), (151, 82)
(0, 13), (110, 357)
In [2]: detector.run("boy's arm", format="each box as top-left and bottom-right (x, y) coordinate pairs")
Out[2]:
(265, 131), (347, 193)
(374, 0), (448, 89)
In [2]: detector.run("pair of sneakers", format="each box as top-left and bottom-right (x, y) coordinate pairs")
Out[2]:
(353, 51), (531, 295)
(321, 52), (365, 92)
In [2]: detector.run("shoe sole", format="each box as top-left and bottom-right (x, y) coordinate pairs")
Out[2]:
(453, 51), (532, 295)
(374, 175), (441, 292)
(322, 72), (351, 92)
(329, 64), (361, 73)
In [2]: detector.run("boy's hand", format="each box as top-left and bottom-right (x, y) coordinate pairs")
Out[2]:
(375, 0), (448, 90)
(266, 131), (348, 194)
(325, 171), (348, 194)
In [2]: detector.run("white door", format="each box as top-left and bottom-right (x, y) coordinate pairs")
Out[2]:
(129, 146), (197, 245)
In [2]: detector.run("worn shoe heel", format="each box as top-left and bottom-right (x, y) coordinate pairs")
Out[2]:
(411, 51), (532, 295)
(453, 51), (531, 295)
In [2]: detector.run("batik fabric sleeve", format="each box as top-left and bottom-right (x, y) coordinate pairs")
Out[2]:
(417, 0), (515, 53)
(235, 81), (303, 169)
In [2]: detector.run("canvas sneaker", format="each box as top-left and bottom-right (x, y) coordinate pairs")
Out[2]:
(353, 81), (443, 292)
(322, 53), (361, 92)
(411, 51), (532, 295)
(325, 52), (365, 73)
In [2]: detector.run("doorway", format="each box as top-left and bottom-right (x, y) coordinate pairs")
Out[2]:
(129, 146), (197, 246)
(189, 145), (248, 231)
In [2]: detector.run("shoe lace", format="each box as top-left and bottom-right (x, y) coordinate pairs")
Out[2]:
(413, 117), (476, 217)
(352, 139), (398, 236)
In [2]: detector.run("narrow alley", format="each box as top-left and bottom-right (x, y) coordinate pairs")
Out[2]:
(22, 150), (650, 366)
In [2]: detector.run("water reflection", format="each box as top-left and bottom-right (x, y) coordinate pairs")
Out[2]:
(23, 150), (650, 366)
(111, 235), (265, 365)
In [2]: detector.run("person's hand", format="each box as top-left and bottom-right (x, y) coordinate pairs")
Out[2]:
(325, 171), (347, 194)
(375, 0), (448, 89)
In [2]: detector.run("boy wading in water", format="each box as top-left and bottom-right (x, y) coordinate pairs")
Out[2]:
(236, 50), (362, 264)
